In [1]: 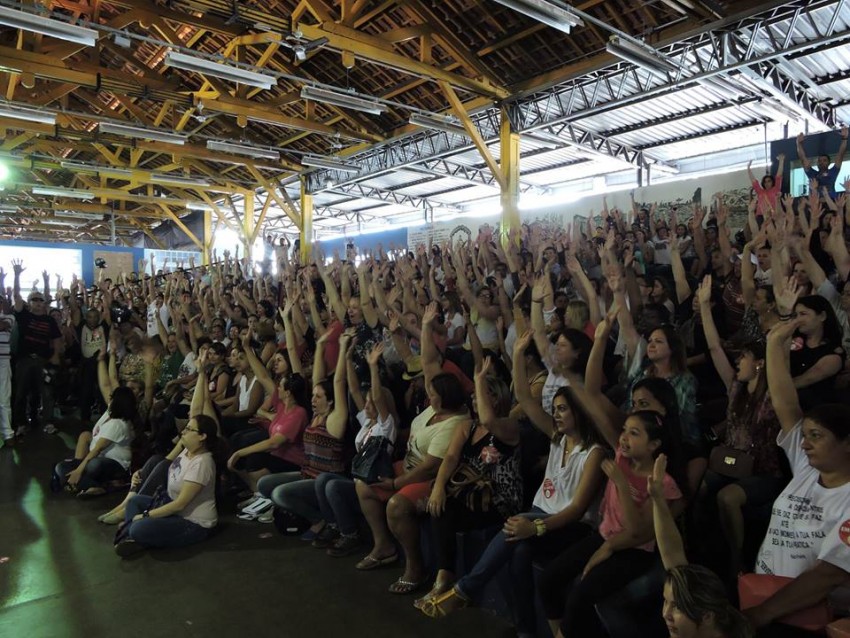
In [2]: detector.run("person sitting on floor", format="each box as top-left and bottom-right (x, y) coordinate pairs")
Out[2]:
(52, 350), (136, 497)
(114, 411), (221, 557)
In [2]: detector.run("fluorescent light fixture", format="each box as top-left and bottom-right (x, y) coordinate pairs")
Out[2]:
(300, 86), (385, 115)
(0, 6), (97, 47)
(490, 0), (583, 34)
(60, 161), (133, 176)
(300, 154), (360, 174)
(750, 98), (802, 122)
(151, 173), (211, 188)
(206, 140), (280, 161)
(56, 211), (103, 221)
(0, 205), (17, 214)
(164, 51), (277, 90)
(409, 113), (467, 136)
(185, 201), (213, 212)
(607, 36), (677, 77)
(40, 219), (78, 226)
(32, 186), (95, 200)
(0, 104), (56, 125)
(99, 122), (187, 145)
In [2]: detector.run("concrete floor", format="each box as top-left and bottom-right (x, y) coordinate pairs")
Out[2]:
(0, 427), (512, 638)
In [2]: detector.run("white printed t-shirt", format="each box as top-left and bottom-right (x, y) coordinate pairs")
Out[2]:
(755, 421), (850, 579)
(90, 412), (133, 470)
(532, 439), (602, 527)
(167, 449), (217, 528)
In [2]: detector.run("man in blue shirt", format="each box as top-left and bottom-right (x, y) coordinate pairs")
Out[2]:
(796, 126), (848, 198)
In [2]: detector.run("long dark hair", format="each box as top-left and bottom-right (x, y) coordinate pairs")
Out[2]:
(795, 295), (843, 346)
(729, 340), (767, 424)
(283, 373), (309, 410)
(666, 565), (753, 638)
(806, 403), (850, 441)
(649, 325), (688, 375)
(556, 328), (593, 376)
(194, 414), (220, 457)
(629, 410), (688, 497)
(431, 372), (468, 412)
(109, 386), (137, 421)
(552, 386), (607, 450)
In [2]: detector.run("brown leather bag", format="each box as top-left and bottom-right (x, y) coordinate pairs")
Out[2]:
(709, 445), (755, 480)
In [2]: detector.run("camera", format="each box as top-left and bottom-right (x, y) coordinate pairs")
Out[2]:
(95, 257), (107, 269)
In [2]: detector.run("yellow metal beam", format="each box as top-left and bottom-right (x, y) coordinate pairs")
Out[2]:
(440, 81), (506, 190)
(300, 178), (313, 266)
(251, 193), (274, 244)
(499, 106), (521, 248)
(128, 218), (166, 249)
(297, 22), (509, 99)
(203, 208), (213, 265)
(245, 165), (302, 229)
(242, 192), (255, 261)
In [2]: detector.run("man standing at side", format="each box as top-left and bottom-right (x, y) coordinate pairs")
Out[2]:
(11, 259), (62, 436)
(796, 125), (848, 198)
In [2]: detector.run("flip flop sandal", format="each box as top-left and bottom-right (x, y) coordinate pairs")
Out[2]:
(414, 584), (452, 611)
(388, 578), (424, 595)
(355, 553), (399, 571)
(420, 588), (468, 618)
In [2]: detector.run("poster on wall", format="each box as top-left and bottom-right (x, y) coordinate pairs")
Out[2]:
(93, 250), (135, 283)
(407, 217), (499, 250)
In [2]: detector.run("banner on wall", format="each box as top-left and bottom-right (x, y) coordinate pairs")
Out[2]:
(93, 250), (135, 282)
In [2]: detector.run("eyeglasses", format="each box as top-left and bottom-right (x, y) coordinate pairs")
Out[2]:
(183, 427), (200, 433)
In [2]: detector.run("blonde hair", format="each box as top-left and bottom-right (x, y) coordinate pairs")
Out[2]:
(666, 565), (753, 638)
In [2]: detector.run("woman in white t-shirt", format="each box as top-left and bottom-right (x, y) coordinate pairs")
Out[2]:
(53, 386), (135, 497)
(420, 330), (607, 629)
(115, 414), (220, 557)
(312, 343), (398, 557)
(744, 318), (850, 631)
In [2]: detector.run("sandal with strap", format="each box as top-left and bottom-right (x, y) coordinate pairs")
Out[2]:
(388, 578), (424, 595)
(355, 553), (398, 571)
(420, 588), (469, 618)
(414, 582), (452, 610)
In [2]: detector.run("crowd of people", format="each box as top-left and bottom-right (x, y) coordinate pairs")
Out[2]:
(3, 128), (850, 638)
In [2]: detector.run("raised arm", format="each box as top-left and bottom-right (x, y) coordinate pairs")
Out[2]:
(420, 302), (444, 381)
(796, 133), (811, 171)
(766, 317), (804, 434)
(512, 330), (554, 438)
(325, 330), (352, 440)
(835, 125), (849, 171)
(648, 454), (687, 569)
(697, 275), (735, 391)
(367, 343), (391, 421)
(566, 255), (601, 326)
(474, 357), (520, 445)
(669, 238), (692, 305)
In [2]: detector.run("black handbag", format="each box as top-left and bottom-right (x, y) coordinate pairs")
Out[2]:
(351, 435), (394, 484)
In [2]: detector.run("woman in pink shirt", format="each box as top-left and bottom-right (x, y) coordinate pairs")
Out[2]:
(747, 154), (785, 218)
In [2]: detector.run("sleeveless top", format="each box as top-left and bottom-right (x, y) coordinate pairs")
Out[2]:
(533, 439), (603, 526)
(302, 414), (346, 479)
(453, 422), (522, 518)
(238, 375), (258, 412)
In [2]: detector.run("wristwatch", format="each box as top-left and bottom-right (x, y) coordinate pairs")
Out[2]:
(142, 510), (151, 518)
(533, 519), (547, 537)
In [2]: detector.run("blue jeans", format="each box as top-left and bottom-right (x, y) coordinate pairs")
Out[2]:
(455, 509), (593, 636)
(257, 472), (323, 524)
(123, 495), (210, 549)
(314, 473), (360, 535)
(55, 456), (127, 491)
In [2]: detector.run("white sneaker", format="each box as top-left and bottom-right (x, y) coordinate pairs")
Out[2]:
(243, 497), (273, 514)
(237, 494), (261, 510)
(257, 508), (275, 524)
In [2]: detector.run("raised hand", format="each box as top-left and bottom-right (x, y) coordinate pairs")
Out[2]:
(696, 274), (712, 306)
(775, 276), (800, 316)
(422, 301), (439, 326)
(367, 341), (385, 366)
(513, 329), (533, 356)
(11, 259), (24, 275)
(647, 453), (667, 500)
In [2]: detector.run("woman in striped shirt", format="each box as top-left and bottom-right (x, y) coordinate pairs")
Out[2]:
(255, 329), (352, 537)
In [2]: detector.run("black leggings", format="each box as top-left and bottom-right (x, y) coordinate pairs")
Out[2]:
(431, 497), (504, 572)
(538, 532), (659, 637)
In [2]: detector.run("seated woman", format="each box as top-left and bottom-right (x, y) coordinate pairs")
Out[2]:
(254, 330), (351, 532)
(743, 317), (850, 633)
(218, 345), (265, 437)
(539, 311), (687, 638)
(354, 369), (468, 595)
(228, 331), (309, 520)
(649, 454), (754, 638)
(114, 412), (220, 557)
(313, 342), (398, 555)
(420, 330), (606, 634)
(418, 357), (523, 609)
(53, 349), (137, 497)
(98, 351), (218, 524)
(697, 276), (786, 580)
